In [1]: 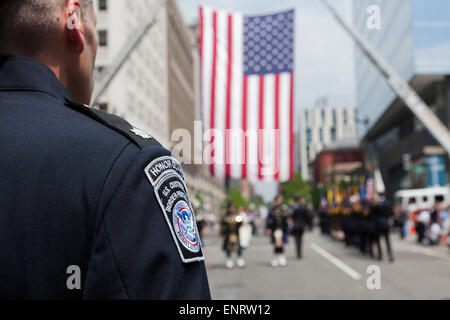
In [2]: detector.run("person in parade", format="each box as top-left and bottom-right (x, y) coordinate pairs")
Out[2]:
(266, 196), (291, 267)
(220, 203), (246, 269)
(291, 195), (312, 259)
(372, 193), (395, 262)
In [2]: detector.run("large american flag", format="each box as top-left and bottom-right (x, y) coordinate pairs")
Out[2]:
(199, 7), (295, 182)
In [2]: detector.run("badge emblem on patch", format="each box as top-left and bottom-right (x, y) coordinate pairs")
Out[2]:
(173, 200), (200, 253)
(145, 157), (204, 263)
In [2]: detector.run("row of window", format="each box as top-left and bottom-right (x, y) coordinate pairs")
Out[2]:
(305, 109), (349, 126)
(306, 127), (337, 144)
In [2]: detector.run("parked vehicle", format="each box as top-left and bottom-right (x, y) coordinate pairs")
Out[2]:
(395, 186), (450, 212)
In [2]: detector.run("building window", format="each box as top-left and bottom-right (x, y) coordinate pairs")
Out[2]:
(319, 128), (323, 142)
(95, 66), (105, 75)
(98, 0), (108, 11)
(332, 109), (336, 125)
(321, 110), (326, 125)
(98, 103), (108, 112)
(343, 109), (348, 125)
(98, 30), (108, 47)
(306, 128), (312, 144)
(305, 111), (309, 126)
(331, 128), (336, 141)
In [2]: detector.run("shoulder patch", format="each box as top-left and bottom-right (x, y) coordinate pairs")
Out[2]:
(145, 157), (204, 263)
(64, 97), (161, 149)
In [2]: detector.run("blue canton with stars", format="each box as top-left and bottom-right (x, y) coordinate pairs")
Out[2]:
(243, 9), (295, 75)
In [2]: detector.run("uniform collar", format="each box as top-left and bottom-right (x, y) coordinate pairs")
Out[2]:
(0, 55), (73, 100)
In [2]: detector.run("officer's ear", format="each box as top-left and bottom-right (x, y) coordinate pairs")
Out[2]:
(65, 0), (85, 54)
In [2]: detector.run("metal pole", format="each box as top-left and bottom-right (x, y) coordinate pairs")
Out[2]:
(320, 0), (450, 157)
(91, 0), (168, 105)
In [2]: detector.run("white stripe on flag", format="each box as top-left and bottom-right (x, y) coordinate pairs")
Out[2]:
(279, 72), (291, 182)
(230, 12), (243, 180)
(246, 75), (259, 182)
(263, 74), (275, 182)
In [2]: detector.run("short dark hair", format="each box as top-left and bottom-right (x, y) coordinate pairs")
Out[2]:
(0, 0), (93, 55)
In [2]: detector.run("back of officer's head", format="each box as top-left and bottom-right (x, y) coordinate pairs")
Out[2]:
(0, 0), (97, 104)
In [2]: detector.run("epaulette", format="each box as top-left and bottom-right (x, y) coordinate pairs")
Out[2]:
(64, 97), (162, 149)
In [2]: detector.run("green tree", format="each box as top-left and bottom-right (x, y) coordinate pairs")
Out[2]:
(225, 187), (249, 209)
(194, 191), (205, 211)
(280, 173), (311, 204)
(250, 195), (266, 208)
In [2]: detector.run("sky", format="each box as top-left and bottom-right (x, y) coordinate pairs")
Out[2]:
(176, 0), (356, 201)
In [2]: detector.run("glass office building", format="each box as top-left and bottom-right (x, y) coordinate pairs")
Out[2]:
(353, 0), (450, 192)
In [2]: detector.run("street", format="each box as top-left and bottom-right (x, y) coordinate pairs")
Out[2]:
(203, 230), (450, 300)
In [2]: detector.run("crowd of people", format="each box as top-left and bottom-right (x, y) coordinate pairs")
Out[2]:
(395, 202), (449, 246)
(216, 191), (450, 269)
(318, 192), (395, 262)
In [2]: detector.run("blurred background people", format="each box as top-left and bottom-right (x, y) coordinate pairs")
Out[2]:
(416, 209), (431, 245)
(220, 203), (246, 269)
(372, 193), (395, 262)
(238, 206), (253, 250)
(291, 195), (312, 259)
(266, 196), (290, 267)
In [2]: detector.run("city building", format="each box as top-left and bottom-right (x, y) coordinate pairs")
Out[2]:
(95, 0), (170, 146)
(94, 0), (225, 215)
(353, 0), (450, 195)
(297, 106), (358, 181)
(312, 139), (364, 186)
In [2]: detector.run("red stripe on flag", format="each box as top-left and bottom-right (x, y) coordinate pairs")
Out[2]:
(209, 11), (218, 176)
(225, 14), (233, 179)
(242, 76), (248, 179)
(289, 74), (295, 180)
(274, 74), (280, 181)
(258, 75), (264, 181)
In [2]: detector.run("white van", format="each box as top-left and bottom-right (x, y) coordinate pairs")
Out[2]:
(395, 186), (450, 212)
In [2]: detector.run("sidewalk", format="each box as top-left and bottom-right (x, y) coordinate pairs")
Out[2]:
(394, 233), (450, 262)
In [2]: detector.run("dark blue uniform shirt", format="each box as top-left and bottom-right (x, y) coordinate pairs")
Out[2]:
(0, 56), (211, 300)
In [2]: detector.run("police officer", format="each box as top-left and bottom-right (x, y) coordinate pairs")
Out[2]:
(0, 1), (210, 299)
(291, 195), (312, 259)
(359, 199), (374, 257)
(372, 193), (395, 262)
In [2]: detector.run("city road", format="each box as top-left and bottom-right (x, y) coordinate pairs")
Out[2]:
(203, 229), (450, 300)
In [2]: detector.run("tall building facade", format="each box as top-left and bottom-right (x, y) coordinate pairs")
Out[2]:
(95, 0), (170, 146)
(94, 0), (225, 215)
(297, 107), (357, 181)
(353, 0), (450, 193)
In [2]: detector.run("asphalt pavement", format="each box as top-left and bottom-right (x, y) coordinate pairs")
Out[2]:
(202, 228), (450, 300)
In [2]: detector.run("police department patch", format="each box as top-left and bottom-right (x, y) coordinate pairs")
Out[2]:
(144, 157), (204, 263)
